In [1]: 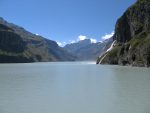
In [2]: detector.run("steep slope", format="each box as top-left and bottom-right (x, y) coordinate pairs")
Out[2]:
(64, 38), (113, 61)
(0, 17), (76, 63)
(97, 0), (150, 67)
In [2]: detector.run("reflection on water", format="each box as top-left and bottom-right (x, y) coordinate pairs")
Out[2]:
(0, 62), (150, 113)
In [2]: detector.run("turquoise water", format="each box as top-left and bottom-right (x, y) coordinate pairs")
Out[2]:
(0, 62), (150, 113)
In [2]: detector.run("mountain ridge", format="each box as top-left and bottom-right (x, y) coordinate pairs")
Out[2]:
(64, 38), (113, 61)
(0, 17), (76, 63)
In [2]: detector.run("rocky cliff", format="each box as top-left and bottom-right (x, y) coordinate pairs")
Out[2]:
(0, 17), (76, 63)
(97, 0), (150, 67)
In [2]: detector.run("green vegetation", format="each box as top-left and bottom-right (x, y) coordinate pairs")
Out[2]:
(138, 0), (147, 4)
(107, 46), (120, 58)
(129, 38), (141, 49)
(128, 32), (150, 49)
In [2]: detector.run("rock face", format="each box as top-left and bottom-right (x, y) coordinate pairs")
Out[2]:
(64, 38), (113, 61)
(0, 17), (76, 63)
(97, 0), (150, 67)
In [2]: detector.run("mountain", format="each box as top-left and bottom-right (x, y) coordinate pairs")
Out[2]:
(64, 38), (113, 61)
(0, 17), (76, 63)
(97, 0), (150, 67)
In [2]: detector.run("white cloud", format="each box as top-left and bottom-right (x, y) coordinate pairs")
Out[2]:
(57, 42), (62, 46)
(35, 33), (39, 36)
(77, 35), (98, 44)
(78, 35), (87, 41)
(70, 40), (76, 44)
(63, 42), (66, 45)
(90, 38), (97, 43)
(99, 41), (103, 43)
(101, 31), (114, 40)
(56, 41), (66, 47)
(57, 36), (96, 47)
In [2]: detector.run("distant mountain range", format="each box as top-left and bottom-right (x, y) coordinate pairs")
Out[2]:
(64, 38), (113, 61)
(0, 17), (113, 63)
(97, 0), (150, 67)
(0, 17), (76, 63)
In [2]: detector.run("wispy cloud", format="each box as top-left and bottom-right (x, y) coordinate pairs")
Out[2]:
(78, 35), (97, 43)
(90, 38), (97, 43)
(57, 32), (114, 47)
(101, 31), (114, 40)
(57, 41), (66, 47)
(57, 41), (62, 46)
(78, 35), (87, 41)
(69, 40), (76, 44)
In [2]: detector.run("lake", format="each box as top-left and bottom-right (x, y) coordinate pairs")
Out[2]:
(0, 62), (150, 113)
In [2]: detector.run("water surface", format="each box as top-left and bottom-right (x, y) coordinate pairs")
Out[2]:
(0, 62), (150, 113)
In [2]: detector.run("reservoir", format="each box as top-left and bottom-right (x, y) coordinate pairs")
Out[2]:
(0, 62), (150, 113)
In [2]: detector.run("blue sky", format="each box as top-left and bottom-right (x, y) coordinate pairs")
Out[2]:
(0, 0), (136, 46)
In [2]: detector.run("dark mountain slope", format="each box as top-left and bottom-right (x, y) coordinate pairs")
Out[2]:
(0, 17), (76, 63)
